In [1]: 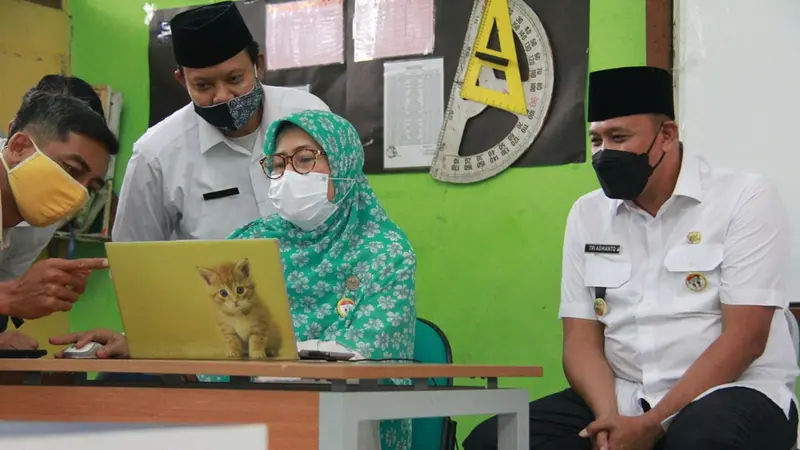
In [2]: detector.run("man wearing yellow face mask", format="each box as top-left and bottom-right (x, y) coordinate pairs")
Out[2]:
(0, 79), (118, 350)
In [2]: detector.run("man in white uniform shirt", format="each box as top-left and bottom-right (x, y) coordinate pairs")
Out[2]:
(465, 66), (799, 450)
(55, 1), (330, 354)
(112, 0), (329, 242)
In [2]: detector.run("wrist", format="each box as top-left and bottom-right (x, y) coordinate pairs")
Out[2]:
(587, 392), (619, 419)
(0, 281), (15, 315)
(642, 410), (669, 433)
(589, 402), (619, 419)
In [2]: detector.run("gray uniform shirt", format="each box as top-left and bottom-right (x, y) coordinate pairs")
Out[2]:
(0, 138), (58, 282)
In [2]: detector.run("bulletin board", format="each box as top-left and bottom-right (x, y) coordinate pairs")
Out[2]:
(147, 0), (589, 175)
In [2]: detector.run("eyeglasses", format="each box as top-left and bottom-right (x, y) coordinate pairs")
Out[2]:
(259, 147), (327, 180)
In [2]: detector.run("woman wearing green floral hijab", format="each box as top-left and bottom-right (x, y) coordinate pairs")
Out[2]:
(228, 109), (416, 450)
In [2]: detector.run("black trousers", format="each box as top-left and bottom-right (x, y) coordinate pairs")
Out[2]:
(463, 387), (798, 450)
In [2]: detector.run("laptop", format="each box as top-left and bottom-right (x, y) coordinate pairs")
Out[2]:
(105, 239), (301, 361)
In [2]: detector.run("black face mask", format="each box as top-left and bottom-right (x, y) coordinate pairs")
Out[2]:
(591, 128), (665, 200)
(193, 80), (264, 132)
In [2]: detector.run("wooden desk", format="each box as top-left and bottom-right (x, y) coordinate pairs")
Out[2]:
(0, 360), (542, 450)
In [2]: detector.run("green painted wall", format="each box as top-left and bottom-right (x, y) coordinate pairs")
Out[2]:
(68, 0), (645, 441)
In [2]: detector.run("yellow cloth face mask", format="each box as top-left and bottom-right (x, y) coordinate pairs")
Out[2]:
(1, 139), (89, 227)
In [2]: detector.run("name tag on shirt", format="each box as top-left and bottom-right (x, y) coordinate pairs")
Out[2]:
(203, 188), (240, 201)
(585, 243), (621, 254)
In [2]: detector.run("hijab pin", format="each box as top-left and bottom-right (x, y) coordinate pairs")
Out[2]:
(346, 276), (360, 290)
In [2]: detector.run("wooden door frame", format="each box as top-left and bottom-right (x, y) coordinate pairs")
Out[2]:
(647, 0), (674, 70)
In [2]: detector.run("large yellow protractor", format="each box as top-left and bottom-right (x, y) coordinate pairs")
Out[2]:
(460, 0), (527, 116)
(430, 0), (554, 184)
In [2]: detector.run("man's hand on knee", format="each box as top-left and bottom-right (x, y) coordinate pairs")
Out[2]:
(580, 414), (664, 450)
(593, 430), (609, 450)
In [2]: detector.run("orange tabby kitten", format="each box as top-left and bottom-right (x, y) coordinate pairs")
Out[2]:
(197, 258), (282, 359)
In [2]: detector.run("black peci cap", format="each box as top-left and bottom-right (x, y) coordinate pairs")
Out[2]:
(170, 1), (253, 69)
(587, 66), (675, 122)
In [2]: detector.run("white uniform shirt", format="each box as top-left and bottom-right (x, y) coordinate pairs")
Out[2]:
(112, 85), (329, 242)
(0, 139), (57, 282)
(559, 154), (799, 426)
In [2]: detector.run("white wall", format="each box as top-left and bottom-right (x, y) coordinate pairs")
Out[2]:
(675, 0), (800, 295)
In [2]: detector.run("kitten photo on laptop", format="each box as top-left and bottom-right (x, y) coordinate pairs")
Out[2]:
(197, 258), (283, 359)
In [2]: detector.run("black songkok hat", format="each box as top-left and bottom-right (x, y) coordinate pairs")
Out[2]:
(170, 1), (253, 69)
(587, 66), (675, 122)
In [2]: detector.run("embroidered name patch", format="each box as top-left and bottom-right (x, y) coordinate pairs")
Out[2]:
(584, 244), (621, 254)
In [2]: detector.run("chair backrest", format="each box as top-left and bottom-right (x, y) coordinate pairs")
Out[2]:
(786, 308), (799, 359)
(412, 318), (455, 450)
(785, 308), (800, 397)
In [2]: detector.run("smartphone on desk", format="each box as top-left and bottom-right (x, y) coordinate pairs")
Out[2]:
(298, 349), (355, 362)
(0, 349), (47, 359)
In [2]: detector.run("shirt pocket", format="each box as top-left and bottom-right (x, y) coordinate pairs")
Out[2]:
(663, 243), (723, 312)
(584, 254), (632, 288)
(583, 254), (633, 322)
(196, 186), (260, 239)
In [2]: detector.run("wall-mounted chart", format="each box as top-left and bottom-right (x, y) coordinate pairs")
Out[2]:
(430, 0), (554, 183)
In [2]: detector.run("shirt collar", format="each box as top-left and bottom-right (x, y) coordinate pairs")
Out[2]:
(671, 152), (704, 202)
(196, 84), (268, 155)
(614, 151), (704, 214)
(197, 113), (226, 154)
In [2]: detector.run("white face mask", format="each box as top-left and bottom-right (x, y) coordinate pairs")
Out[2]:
(268, 170), (338, 231)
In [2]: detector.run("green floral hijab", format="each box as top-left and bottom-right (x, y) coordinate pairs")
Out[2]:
(228, 110), (416, 449)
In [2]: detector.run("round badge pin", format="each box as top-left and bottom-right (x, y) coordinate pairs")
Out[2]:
(687, 231), (701, 245)
(593, 298), (608, 317)
(345, 276), (360, 291)
(336, 298), (355, 318)
(685, 273), (707, 292)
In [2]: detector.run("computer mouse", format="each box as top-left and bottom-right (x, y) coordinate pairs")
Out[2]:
(62, 342), (102, 359)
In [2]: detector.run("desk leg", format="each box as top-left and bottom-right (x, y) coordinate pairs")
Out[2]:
(318, 419), (357, 450)
(319, 388), (529, 450)
(318, 395), (380, 450)
(318, 419), (380, 450)
(497, 408), (529, 450)
(359, 420), (381, 450)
